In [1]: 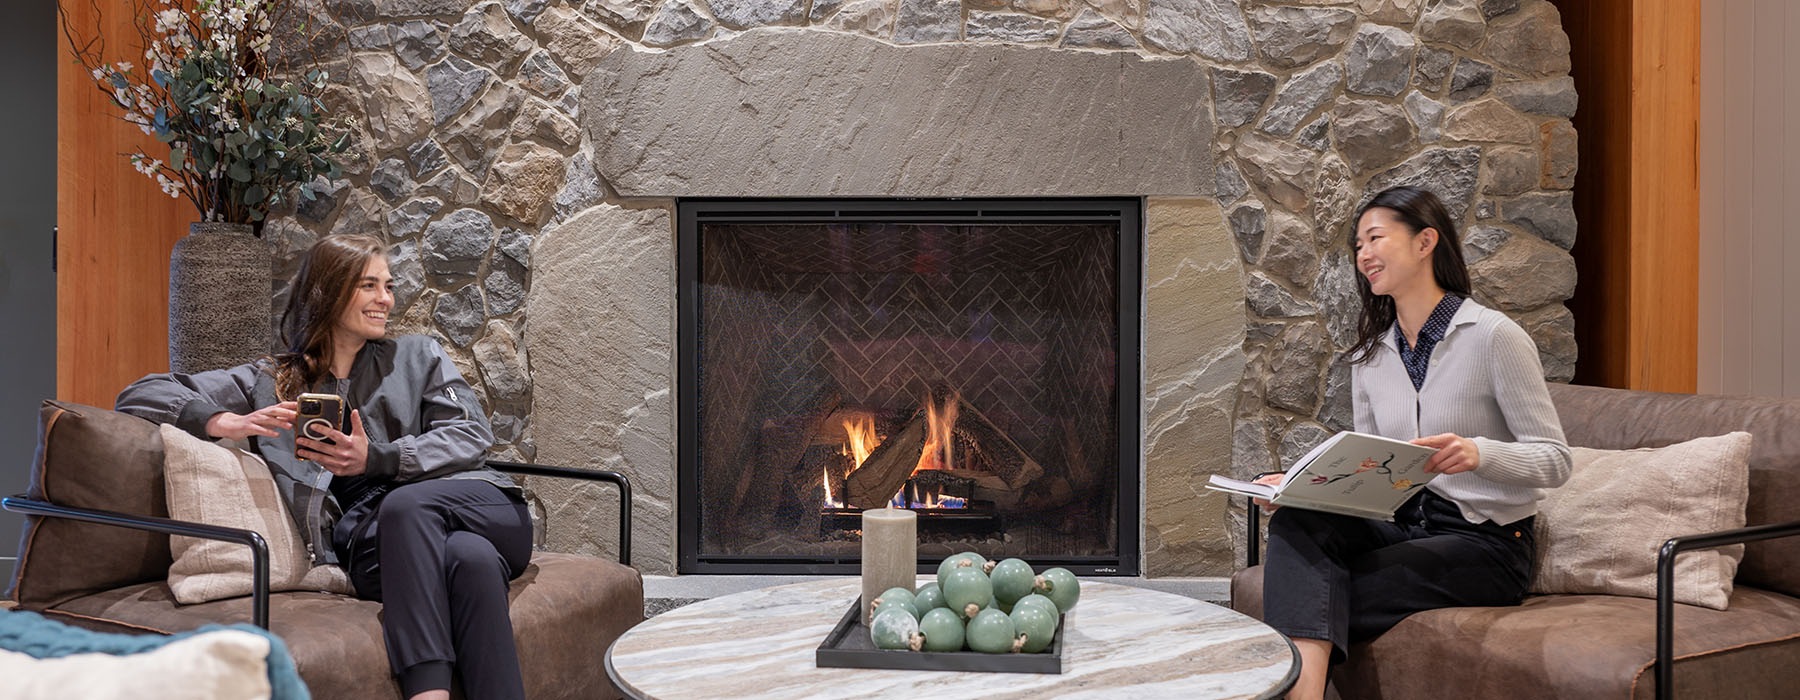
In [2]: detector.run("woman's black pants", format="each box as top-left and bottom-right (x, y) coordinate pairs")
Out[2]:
(1261, 490), (1536, 663)
(335, 479), (532, 699)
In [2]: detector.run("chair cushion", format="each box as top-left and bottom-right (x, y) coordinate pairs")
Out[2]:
(158, 425), (353, 604)
(48, 552), (644, 700)
(9, 402), (172, 608)
(1332, 588), (1800, 700)
(1529, 433), (1751, 609)
(1232, 565), (1800, 699)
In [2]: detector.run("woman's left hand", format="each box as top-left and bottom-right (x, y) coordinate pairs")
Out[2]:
(298, 409), (370, 477)
(1413, 433), (1480, 474)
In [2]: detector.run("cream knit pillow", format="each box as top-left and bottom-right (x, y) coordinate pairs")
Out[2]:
(1529, 432), (1752, 610)
(160, 425), (354, 604)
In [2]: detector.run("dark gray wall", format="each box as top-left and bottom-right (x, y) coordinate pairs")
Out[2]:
(0, 3), (57, 559)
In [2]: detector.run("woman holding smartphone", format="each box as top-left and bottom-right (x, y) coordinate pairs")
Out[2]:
(118, 234), (530, 700)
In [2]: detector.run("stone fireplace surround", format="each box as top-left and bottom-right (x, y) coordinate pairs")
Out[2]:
(271, 0), (1579, 582)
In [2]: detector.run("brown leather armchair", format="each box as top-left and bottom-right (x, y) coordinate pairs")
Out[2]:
(1230, 383), (1800, 700)
(5, 401), (645, 699)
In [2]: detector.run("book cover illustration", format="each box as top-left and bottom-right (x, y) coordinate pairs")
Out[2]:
(1305, 454), (1420, 494)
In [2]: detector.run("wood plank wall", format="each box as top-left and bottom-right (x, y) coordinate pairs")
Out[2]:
(1628, 0), (1700, 392)
(58, 0), (195, 407)
(1554, 0), (1700, 392)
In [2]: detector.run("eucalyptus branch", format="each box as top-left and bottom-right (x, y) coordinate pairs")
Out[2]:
(60, 0), (350, 230)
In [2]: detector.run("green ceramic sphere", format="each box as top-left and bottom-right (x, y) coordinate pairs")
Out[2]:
(936, 552), (987, 583)
(940, 566), (994, 620)
(964, 608), (1018, 653)
(912, 582), (948, 612)
(916, 607), (966, 652)
(1009, 602), (1059, 653)
(873, 596), (919, 621)
(872, 587), (920, 620)
(1036, 567), (1081, 613)
(877, 586), (916, 607)
(988, 558), (1036, 606)
(870, 607), (919, 651)
(1012, 593), (1057, 618)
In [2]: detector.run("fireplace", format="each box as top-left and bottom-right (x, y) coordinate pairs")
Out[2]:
(676, 199), (1142, 575)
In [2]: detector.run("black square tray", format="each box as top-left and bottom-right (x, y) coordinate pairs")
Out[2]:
(814, 597), (1064, 674)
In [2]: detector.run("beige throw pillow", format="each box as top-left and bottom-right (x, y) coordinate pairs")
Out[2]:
(1529, 432), (1752, 610)
(160, 425), (354, 604)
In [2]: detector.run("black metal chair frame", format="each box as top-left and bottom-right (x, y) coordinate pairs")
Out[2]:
(2, 459), (632, 630)
(1242, 499), (1800, 700)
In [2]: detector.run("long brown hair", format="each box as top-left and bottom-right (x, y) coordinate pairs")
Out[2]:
(1343, 186), (1471, 365)
(273, 234), (387, 400)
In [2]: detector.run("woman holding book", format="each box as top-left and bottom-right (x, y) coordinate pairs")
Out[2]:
(1256, 186), (1572, 699)
(117, 234), (531, 700)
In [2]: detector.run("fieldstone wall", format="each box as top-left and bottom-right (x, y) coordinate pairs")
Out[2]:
(269, 0), (1578, 577)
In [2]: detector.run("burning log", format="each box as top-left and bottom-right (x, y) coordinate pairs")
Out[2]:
(786, 445), (845, 535)
(905, 469), (974, 507)
(843, 410), (928, 509)
(730, 390), (841, 528)
(842, 391), (1052, 509)
(952, 398), (1044, 492)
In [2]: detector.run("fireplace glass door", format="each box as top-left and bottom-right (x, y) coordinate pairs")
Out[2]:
(677, 199), (1140, 575)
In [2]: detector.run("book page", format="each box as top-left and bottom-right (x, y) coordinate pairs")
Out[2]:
(1279, 432), (1347, 484)
(1272, 432), (1438, 517)
(1205, 475), (1277, 499)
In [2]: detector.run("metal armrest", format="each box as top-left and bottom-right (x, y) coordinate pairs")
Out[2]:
(1, 495), (271, 629)
(1655, 519), (1800, 700)
(486, 460), (633, 566)
(1246, 499), (1264, 567)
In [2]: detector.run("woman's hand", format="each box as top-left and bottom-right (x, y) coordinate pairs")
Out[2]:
(1252, 473), (1285, 512)
(1413, 433), (1481, 474)
(205, 402), (297, 441)
(297, 409), (370, 477)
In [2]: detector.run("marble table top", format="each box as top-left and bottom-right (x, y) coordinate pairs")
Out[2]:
(606, 578), (1297, 700)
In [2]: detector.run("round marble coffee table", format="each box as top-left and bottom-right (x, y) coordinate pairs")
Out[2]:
(605, 578), (1297, 699)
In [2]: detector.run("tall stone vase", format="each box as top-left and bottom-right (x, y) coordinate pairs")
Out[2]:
(168, 222), (272, 374)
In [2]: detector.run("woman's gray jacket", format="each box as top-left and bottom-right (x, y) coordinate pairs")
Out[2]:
(116, 335), (515, 566)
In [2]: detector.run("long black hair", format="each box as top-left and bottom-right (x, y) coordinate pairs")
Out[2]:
(1343, 186), (1471, 365)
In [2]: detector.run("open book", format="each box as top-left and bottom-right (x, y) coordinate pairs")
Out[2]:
(1207, 431), (1439, 521)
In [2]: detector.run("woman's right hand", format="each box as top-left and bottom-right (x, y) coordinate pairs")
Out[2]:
(1252, 473), (1285, 512)
(205, 401), (297, 441)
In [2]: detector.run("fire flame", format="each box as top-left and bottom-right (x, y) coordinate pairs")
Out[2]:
(918, 393), (959, 472)
(826, 393), (964, 510)
(843, 415), (878, 468)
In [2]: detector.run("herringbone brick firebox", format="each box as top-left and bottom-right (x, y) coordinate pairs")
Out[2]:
(677, 199), (1142, 575)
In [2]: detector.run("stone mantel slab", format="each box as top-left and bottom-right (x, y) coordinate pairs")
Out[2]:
(583, 29), (1215, 198)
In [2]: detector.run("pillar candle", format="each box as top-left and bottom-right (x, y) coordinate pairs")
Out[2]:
(860, 507), (917, 624)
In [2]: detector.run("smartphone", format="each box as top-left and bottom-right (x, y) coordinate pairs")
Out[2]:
(295, 393), (345, 446)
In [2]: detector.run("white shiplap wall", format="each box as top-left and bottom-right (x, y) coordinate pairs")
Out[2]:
(1700, 0), (1800, 398)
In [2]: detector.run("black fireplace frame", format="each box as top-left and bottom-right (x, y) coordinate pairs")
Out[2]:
(676, 198), (1143, 576)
